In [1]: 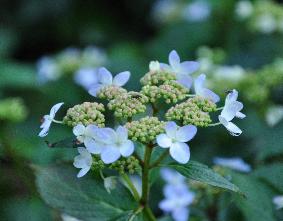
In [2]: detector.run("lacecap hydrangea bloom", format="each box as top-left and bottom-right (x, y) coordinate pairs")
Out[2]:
(39, 50), (246, 220)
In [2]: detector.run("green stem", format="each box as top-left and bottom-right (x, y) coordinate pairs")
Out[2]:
(129, 205), (144, 221)
(216, 107), (224, 111)
(52, 119), (63, 124)
(149, 150), (169, 168)
(144, 206), (156, 221)
(208, 122), (221, 127)
(121, 173), (140, 202)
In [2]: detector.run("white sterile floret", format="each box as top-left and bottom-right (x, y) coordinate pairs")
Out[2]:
(73, 124), (100, 153)
(161, 50), (199, 89)
(235, 0), (253, 19)
(218, 89), (245, 136)
(213, 157), (251, 172)
(38, 102), (64, 137)
(156, 121), (197, 164)
(194, 74), (220, 103)
(37, 56), (60, 84)
(88, 67), (130, 97)
(161, 168), (185, 186)
(103, 176), (117, 193)
(73, 147), (92, 178)
(273, 195), (283, 210)
(74, 68), (99, 90)
(93, 126), (135, 164)
(182, 1), (211, 22)
(265, 105), (283, 127)
(149, 61), (161, 72)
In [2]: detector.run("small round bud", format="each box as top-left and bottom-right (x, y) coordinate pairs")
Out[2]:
(63, 102), (105, 127)
(97, 85), (127, 100)
(109, 156), (140, 174)
(140, 70), (176, 86)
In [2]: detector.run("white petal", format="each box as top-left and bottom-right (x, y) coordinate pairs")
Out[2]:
(176, 125), (197, 142)
(236, 112), (246, 119)
(170, 142), (190, 164)
(84, 137), (96, 149)
(73, 124), (85, 136)
(85, 125), (99, 138)
(224, 121), (242, 136)
(73, 155), (87, 168)
(172, 207), (189, 221)
(38, 120), (52, 137)
(40, 115), (51, 128)
(194, 74), (206, 94)
(176, 76), (193, 89)
(88, 84), (103, 97)
(179, 61), (199, 75)
(226, 89), (238, 103)
(165, 121), (178, 139)
(98, 67), (113, 85)
(49, 102), (64, 118)
(116, 126), (128, 141)
(87, 141), (104, 154)
(156, 134), (172, 148)
(221, 101), (243, 121)
(159, 198), (175, 212)
(93, 127), (116, 144)
(120, 140), (135, 157)
(160, 63), (172, 72)
(169, 50), (180, 70)
(101, 146), (121, 164)
(77, 167), (91, 178)
(201, 88), (220, 103)
(113, 71), (130, 86)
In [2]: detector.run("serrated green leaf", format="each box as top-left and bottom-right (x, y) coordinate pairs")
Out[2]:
(232, 173), (276, 221)
(253, 163), (283, 192)
(35, 165), (138, 221)
(165, 161), (241, 193)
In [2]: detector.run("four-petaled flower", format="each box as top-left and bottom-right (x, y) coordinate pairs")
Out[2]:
(157, 121), (197, 164)
(161, 50), (199, 89)
(94, 126), (135, 164)
(88, 67), (130, 97)
(73, 124), (99, 153)
(218, 89), (245, 136)
(38, 102), (64, 137)
(194, 74), (220, 103)
(73, 147), (93, 178)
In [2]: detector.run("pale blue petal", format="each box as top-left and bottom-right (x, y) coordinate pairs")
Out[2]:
(113, 71), (130, 86)
(101, 146), (121, 164)
(176, 76), (193, 89)
(179, 61), (199, 75)
(74, 68), (98, 90)
(88, 84), (103, 97)
(98, 67), (113, 85)
(213, 157), (251, 172)
(176, 125), (197, 142)
(94, 128), (116, 144)
(85, 124), (99, 138)
(194, 74), (206, 94)
(159, 198), (175, 212)
(169, 50), (180, 70)
(160, 63), (172, 72)
(165, 121), (178, 139)
(170, 142), (190, 164)
(161, 168), (185, 184)
(226, 89), (238, 103)
(40, 115), (50, 128)
(73, 124), (85, 136)
(84, 137), (96, 151)
(202, 88), (220, 103)
(120, 140), (135, 157)
(157, 134), (172, 148)
(38, 121), (52, 137)
(221, 101), (243, 121)
(77, 167), (91, 178)
(236, 112), (246, 119)
(172, 207), (189, 221)
(225, 121), (242, 136)
(116, 126), (128, 141)
(49, 102), (64, 118)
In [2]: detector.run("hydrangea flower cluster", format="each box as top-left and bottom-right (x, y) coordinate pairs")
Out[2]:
(39, 50), (246, 221)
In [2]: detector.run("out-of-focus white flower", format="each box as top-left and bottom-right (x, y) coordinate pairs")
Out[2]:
(235, 1), (253, 19)
(213, 157), (251, 172)
(93, 126), (134, 164)
(37, 57), (60, 84)
(157, 121), (197, 164)
(152, 0), (179, 23)
(273, 195), (283, 210)
(182, 1), (211, 22)
(73, 147), (92, 178)
(266, 105), (283, 127)
(194, 74), (220, 103)
(74, 68), (99, 90)
(104, 176), (117, 193)
(82, 46), (107, 67)
(88, 67), (130, 97)
(73, 124), (100, 153)
(256, 13), (277, 34)
(219, 89), (245, 136)
(149, 61), (161, 72)
(61, 214), (83, 221)
(214, 65), (245, 82)
(161, 50), (199, 89)
(159, 169), (195, 221)
(38, 102), (64, 137)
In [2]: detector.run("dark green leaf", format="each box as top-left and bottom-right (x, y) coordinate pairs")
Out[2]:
(165, 161), (241, 194)
(35, 165), (138, 221)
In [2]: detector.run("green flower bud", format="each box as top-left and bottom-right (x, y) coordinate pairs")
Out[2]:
(189, 96), (217, 112)
(140, 70), (176, 86)
(63, 102), (105, 127)
(125, 117), (165, 143)
(0, 98), (28, 122)
(109, 156), (140, 174)
(108, 92), (149, 118)
(97, 85), (127, 100)
(166, 98), (212, 127)
(91, 155), (105, 171)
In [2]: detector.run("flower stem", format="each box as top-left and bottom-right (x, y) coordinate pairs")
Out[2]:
(208, 122), (221, 127)
(140, 144), (156, 221)
(216, 107), (224, 111)
(121, 173), (140, 202)
(52, 119), (63, 124)
(149, 150), (169, 168)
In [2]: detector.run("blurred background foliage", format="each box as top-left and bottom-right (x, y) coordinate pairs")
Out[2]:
(0, 0), (283, 220)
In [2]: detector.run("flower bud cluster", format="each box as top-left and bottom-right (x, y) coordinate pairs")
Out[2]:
(166, 98), (212, 127)
(140, 70), (176, 86)
(125, 117), (165, 143)
(108, 92), (149, 118)
(189, 96), (217, 112)
(63, 102), (105, 127)
(0, 98), (28, 122)
(91, 155), (105, 171)
(141, 80), (188, 104)
(97, 85), (127, 100)
(109, 156), (140, 174)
